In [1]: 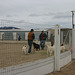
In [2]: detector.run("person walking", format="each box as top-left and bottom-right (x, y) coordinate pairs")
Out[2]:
(18, 34), (21, 41)
(28, 29), (35, 53)
(39, 30), (47, 50)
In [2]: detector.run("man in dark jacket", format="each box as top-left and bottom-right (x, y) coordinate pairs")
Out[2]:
(28, 29), (35, 53)
(39, 30), (47, 50)
(18, 34), (21, 41)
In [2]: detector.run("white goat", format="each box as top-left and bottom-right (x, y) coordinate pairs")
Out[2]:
(22, 45), (28, 55)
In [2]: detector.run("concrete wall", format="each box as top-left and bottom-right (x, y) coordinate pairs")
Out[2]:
(0, 51), (71, 75)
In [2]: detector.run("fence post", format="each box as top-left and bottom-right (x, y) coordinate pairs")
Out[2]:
(60, 31), (63, 43)
(69, 31), (72, 46)
(54, 25), (60, 71)
(72, 29), (75, 59)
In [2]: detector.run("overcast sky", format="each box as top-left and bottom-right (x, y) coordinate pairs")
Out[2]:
(0, 0), (75, 29)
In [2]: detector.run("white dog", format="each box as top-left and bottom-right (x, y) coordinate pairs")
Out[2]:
(60, 44), (65, 52)
(47, 45), (55, 56)
(22, 45), (28, 55)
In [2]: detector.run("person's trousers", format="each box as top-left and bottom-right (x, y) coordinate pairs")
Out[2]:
(40, 40), (45, 50)
(28, 40), (33, 53)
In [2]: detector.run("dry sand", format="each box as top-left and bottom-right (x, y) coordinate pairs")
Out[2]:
(0, 41), (68, 69)
(0, 41), (48, 68)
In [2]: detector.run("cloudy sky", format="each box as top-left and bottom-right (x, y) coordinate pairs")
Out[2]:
(0, 0), (75, 29)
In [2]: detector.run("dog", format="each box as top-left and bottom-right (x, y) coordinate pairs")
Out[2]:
(47, 45), (55, 56)
(60, 43), (65, 52)
(22, 45), (28, 55)
(33, 42), (40, 50)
